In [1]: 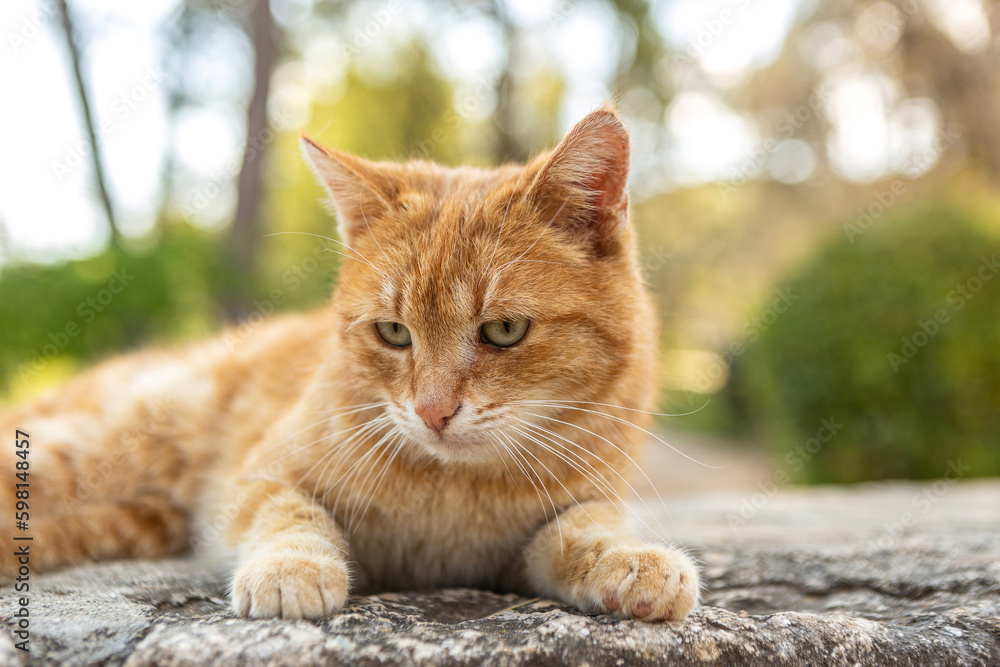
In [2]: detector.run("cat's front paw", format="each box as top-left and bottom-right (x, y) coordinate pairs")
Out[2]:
(576, 544), (699, 621)
(231, 547), (349, 620)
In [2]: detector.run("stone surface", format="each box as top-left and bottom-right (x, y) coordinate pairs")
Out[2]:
(2, 480), (999, 666)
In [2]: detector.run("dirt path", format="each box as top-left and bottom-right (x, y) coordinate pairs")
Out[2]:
(632, 427), (775, 499)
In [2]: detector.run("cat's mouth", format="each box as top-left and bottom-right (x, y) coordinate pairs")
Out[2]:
(414, 427), (495, 461)
(399, 419), (494, 464)
(381, 400), (511, 465)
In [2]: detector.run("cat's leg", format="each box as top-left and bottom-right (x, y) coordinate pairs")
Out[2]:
(219, 477), (350, 620)
(521, 502), (699, 621)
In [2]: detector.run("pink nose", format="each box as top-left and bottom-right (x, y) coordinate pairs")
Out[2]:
(415, 400), (459, 434)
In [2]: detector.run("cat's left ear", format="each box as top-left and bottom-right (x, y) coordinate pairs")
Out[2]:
(300, 136), (396, 243)
(527, 105), (631, 255)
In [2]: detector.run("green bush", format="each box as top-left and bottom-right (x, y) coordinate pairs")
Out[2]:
(0, 226), (217, 396)
(0, 223), (336, 398)
(735, 200), (1000, 482)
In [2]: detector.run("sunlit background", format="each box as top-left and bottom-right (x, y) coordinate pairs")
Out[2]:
(2, 0), (999, 491)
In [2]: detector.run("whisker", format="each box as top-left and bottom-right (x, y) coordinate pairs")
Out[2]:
(515, 419), (664, 537)
(262, 403), (389, 460)
(326, 426), (400, 521)
(497, 259), (585, 270)
(358, 191), (403, 283)
(299, 417), (392, 530)
(296, 415), (388, 489)
(509, 423), (621, 505)
(489, 440), (518, 486)
(490, 431), (554, 535)
(295, 402), (388, 418)
(491, 196), (571, 281)
(523, 410), (684, 539)
(512, 399), (711, 419)
(302, 417), (393, 519)
(265, 231), (390, 280)
(523, 406), (726, 470)
(500, 428), (601, 553)
(278, 413), (389, 471)
(349, 433), (405, 531)
(516, 431), (618, 498)
(345, 431), (398, 529)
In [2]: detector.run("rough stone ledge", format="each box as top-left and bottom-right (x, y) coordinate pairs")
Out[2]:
(2, 480), (999, 666)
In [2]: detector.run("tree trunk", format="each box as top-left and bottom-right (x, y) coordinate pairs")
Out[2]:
(225, 0), (279, 317)
(493, 4), (528, 164)
(56, 0), (120, 247)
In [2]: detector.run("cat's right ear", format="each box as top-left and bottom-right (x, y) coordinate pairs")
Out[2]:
(300, 136), (396, 243)
(525, 105), (631, 257)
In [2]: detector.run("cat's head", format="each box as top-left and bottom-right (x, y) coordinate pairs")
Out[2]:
(302, 106), (657, 465)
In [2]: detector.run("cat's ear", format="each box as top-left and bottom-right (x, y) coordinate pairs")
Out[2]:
(526, 106), (631, 255)
(300, 135), (396, 243)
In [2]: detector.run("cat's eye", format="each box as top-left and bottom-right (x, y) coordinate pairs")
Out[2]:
(480, 319), (529, 347)
(376, 322), (412, 347)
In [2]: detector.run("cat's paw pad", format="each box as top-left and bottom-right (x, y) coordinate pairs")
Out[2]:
(579, 545), (699, 621)
(232, 548), (349, 620)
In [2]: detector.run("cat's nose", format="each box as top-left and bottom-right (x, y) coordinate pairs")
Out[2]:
(415, 400), (459, 434)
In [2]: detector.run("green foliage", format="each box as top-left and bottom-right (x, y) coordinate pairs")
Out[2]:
(0, 222), (335, 399)
(0, 225), (210, 396)
(735, 200), (1000, 482)
(298, 42), (458, 163)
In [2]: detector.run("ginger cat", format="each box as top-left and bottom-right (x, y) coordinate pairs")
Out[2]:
(0, 106), (699, 621)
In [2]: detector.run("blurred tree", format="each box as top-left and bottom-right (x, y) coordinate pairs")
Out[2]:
(897, 3), (1000, 184)
(731, 0), (1000, 184)
(490, 1), (529, 163)
(55, 0), (120, 245)
(154, 3), (195, 229)
(227, 0), (282, 316)
(608, 0), (672, 114)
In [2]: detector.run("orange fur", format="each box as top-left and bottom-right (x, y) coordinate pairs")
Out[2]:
(0, 106), (699, 621)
